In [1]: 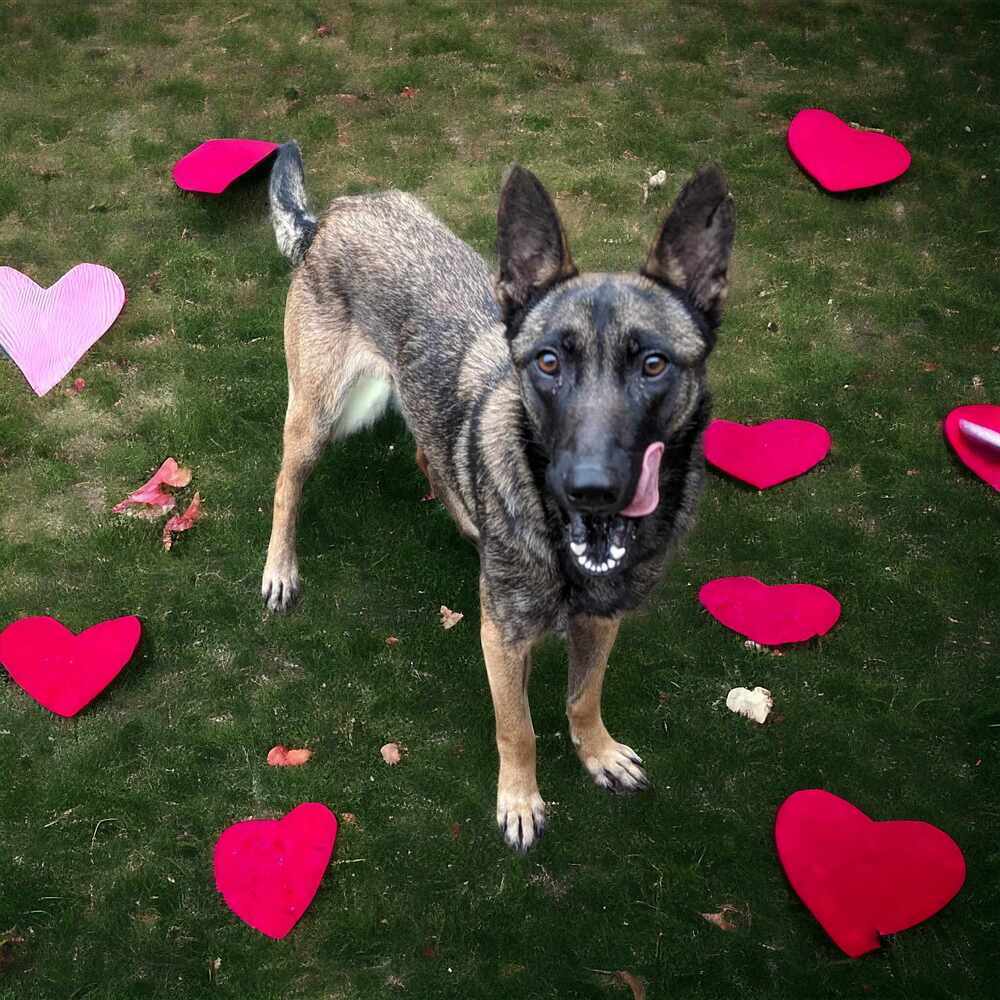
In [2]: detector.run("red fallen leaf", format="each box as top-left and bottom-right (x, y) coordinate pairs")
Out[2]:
(400, 86), (417, 98)
(450, 822), (461, 841)
(700, 905), (740, 931)
(920, 360), (940, 373)
(315, 23), (331, 36)
(162, 492), (202, 550)
(113, 457), (192, 514)
(267, 745), (312, 766)
(420, 490), (435, 502)
(380, 742), (402, 765)
(385, 635), (400, 647)
(440, 606), (464, 630)
(340, 812), (357, 825)
(421, 942), (437, 958)
(613, 971), (646, 1000)
(70, 377), (86, 394)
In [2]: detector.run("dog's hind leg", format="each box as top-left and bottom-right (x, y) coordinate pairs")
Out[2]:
(261, 383), (332, 611)
(566, 615), (649, 793)
(480, 587), (545, 852)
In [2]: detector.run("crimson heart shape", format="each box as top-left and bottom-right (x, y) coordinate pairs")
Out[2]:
(787, 109), (911, 192)
(214, 802), (338, 939)
(705, 418), (830, 489)
(699, 576), (840, 645)
(0, 264), (126, 396)
(944, 404), (1000, 492)
(0, 615), (141, 717)
(172, 138), (279, 194)
(776, 790), (965, 957)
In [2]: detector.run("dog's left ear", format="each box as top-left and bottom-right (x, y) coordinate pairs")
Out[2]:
(495, 165), (578, 326)
(642, 165), (735, 327)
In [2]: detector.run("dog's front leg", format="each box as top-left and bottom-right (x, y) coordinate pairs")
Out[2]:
(567, 615), (649, 793)
(480, 587), (545, 851)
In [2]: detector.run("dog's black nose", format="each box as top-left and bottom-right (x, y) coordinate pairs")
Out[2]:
(564, 463), (622, 512)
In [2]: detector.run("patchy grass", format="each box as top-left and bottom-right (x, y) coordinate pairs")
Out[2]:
(1, 2), (998, 998)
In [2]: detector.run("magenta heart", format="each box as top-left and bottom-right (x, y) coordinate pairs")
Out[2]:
(705, 418), (831, 489)
(0, 615), (141, 717)
(214, 803), (338, 939)
(788, 109), (911, 192)
(0, 264), (125, 396)
(776, 790), (965, 957)
(944, 404), (1000, 492)
(699, 576), (840, 645)
(172, 138), (279, 194)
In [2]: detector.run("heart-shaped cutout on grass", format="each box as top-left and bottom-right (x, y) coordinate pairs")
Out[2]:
(944, 404), (1000, 492)
(705, 418), (831, 489)
(0, 264), (126, 397)
(172, 139), (279, 194)
(214, 802), (338, 939)
(0, 615), (141, 717)
(787, 109), (911, 192)
(699, 576), (840, 646)
(776, 789), (965, 957)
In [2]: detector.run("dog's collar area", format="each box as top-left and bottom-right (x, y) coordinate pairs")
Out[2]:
(566, 512), (635, 576)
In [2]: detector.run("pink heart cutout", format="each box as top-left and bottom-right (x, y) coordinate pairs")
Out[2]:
(172, 139), (279, 194)
(0, 264), (126, 397)
(944, 404), (1000, 492)
(776, 790), (965, 957)
(214, 803), (338, 939)
(788, 109), (911, 193)
(0, 615), (141, 717)
(705, 418), (831, 489)
(699, 576), (840, 645)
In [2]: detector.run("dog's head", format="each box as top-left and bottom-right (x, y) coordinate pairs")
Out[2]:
(495, 164), (734, 579)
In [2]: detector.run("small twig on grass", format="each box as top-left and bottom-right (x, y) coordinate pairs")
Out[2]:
(223, 12), (250, 27)
(90, 817), (126, 853)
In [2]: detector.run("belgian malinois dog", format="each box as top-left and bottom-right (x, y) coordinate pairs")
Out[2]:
(262, 142), (734, 851)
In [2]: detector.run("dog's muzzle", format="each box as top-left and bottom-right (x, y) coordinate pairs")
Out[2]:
(564, 442), (664, 576)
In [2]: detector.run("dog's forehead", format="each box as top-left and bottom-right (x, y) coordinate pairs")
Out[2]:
(531, 274), (708, 363)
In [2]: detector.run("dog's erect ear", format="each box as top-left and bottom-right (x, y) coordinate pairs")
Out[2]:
(642, 164), (735, 327)
(495, 165), (577, 324)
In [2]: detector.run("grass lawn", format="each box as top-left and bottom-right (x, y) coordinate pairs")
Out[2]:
(1, 1), (998, 997)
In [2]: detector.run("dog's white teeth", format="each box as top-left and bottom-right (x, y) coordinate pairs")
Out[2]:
(606, 558), (617, 569)
(577, 554), (589, 567)
(610, 545), (626, 561)
(599, 562), (609, 573)
(571, 542), (586, 556)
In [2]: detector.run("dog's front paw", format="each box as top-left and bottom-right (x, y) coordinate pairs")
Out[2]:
(261, 562), (301, 612)
(579, 738), (649, 794)
(496, 779), (546, 853)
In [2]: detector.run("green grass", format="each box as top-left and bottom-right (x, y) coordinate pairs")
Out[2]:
(1, 1), (998, 997)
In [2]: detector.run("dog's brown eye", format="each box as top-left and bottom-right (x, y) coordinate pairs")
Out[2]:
(643, 354), (668, 377)
(537, 350), (560, 376)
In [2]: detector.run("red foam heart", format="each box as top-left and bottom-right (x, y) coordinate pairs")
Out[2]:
(172, 138), (279, 194)
(214, 803), (338, 939)
(0, 615), (141, 717)
(705, 418), (831, 489)
(776, 790), (965, 957)
(787, 109), (911, 192)
(944, 404), (1000, 492)
(699, 576), (840, 645)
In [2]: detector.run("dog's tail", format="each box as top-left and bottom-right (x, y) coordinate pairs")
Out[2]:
(269, 141), (317, 266)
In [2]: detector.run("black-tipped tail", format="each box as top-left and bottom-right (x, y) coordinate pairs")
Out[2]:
(269, 141), (317, 266)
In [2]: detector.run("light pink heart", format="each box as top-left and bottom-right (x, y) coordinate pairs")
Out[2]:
(944, 404), (1000, 492)
(214, 803), (338, 939)
(0, 264), (126, 397)
(788, 109), (911, 193)
(705, 418), (831, 489)
(0, 615), (142, 717)
(699, 576), (841, 646)
(172, 138), (279, 194)
(776, 790), (965, 958)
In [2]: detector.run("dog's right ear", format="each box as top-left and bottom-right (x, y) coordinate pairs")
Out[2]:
(495, 165), (577, 327)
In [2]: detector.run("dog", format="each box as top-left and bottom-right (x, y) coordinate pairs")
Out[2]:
(261, 142), (734, 851)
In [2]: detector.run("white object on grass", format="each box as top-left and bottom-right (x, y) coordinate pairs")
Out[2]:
(726, 686), (773, 724)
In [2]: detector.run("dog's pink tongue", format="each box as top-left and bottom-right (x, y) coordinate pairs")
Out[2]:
(621, 442), (664, 518)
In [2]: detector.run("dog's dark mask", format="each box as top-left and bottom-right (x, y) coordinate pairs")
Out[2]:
(495, 165), (734, 577)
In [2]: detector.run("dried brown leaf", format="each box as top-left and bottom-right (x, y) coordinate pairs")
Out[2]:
(381, 742), (402, 765)
(440, 606), (464, 630)
(385, 635), (400, 647)
(267, 745), (312, 766)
